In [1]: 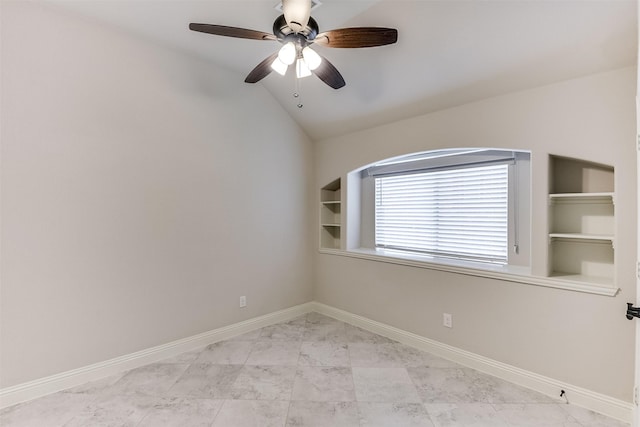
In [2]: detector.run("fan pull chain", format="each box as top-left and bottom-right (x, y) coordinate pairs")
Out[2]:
(294, 76), (303, 108)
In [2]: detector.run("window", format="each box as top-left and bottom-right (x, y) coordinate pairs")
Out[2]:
(375, 164), (509, 263)
(356, 149), (530, 268)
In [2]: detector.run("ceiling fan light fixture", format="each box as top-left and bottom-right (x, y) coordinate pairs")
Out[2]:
(282, 0), (311, 33)
(190, 4), (397, 89)
(302, 46), (322, 70)
(271, 57), (289, 76)
(278, 42), (297, 65)
(296, 58), (312, 78)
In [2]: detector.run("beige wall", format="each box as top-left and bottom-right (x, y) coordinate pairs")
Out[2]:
(1, 0), (636, 406)
(314, 67), (637, 401)
(0, 1), (314, 388)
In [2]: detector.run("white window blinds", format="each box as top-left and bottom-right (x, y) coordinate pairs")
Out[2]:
(374, 164), (509, 263)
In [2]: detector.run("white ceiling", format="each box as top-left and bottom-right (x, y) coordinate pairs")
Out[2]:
(47, 0), (637, 141)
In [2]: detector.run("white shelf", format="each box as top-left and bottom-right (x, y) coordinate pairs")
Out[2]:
(549, 233), (614, 242)
(548, 156), (615, 287)
(320, 178), (342, 250)
(549, 192), (613, 199)
(549, 192), (614, 204)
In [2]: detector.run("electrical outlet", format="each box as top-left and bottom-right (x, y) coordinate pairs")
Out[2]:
(239, 296), (247, 308)
(443, 313), (453, 328)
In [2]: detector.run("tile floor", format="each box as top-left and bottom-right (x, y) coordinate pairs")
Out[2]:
(0, 312), (629, 426)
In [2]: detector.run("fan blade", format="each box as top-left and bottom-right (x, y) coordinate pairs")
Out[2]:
(189, 23), (277, 41)
(312, 55), (345, 89)
(315, 27), (398, 48)
(245, 52), (279, 84)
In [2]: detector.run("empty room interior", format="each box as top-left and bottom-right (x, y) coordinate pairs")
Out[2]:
(1, 0), (639, 426)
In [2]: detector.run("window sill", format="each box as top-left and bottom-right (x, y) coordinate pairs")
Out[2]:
(318, 247), (619, 297)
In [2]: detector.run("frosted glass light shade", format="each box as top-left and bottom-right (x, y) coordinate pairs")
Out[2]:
(302, 47), (322, 70)
(296, 58), (312, 78)
(271, 57), (288, 76)
(278, 42), (296, 65)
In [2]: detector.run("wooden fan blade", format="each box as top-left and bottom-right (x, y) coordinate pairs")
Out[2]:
(245, 52), (279, 84)
(312, 55), (346, 89)
(315, 27), (398, 48)
(189, 23), (277, 41)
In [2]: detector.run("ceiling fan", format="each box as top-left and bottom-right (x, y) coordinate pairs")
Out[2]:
(189, 0), (398, 89)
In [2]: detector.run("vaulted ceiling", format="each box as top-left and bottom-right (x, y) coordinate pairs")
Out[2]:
(47, 0), (637, 141)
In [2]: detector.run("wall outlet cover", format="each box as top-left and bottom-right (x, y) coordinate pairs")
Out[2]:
(443, 313), (453, 328)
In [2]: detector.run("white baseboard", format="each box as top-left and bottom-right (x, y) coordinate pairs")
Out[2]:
(311, 302), (634, 424)
(0, 302), (314, 409)
(2, 301), (633, 423)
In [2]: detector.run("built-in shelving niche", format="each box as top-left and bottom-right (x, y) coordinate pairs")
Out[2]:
(320, 178), (341, 249)
(548, 156), (614, 286)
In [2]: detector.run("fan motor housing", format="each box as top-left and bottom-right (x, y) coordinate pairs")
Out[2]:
(273, 14), (319, 41)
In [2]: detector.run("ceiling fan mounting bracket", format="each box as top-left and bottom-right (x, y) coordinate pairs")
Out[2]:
(274, 0), (322, 13)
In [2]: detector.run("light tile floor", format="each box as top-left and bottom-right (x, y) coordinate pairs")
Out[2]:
(0, 313), (629, 426)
